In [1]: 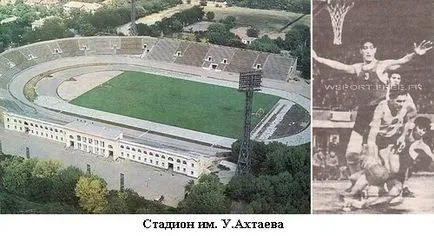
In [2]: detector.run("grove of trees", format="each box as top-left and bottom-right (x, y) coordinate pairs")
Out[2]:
(0, 154), (172, 214)
(177, 141), (311, 214)
(226, 141), (311, 213)
(137, 5), (205, 37)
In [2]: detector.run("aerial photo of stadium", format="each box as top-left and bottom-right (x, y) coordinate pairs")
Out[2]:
(0, 35), (310, 205)
(0, 0), (311, 213)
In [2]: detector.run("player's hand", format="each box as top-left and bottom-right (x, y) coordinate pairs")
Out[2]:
(396, 136), (406, 152)
(414, 40), (433, 55)
(312, 50), (318, 60)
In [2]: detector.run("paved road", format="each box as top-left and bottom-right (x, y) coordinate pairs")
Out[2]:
(313, 177), (434, 214)
(0, 128), (193, 207)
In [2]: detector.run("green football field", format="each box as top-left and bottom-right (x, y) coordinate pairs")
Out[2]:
(71, 71), (280, 138)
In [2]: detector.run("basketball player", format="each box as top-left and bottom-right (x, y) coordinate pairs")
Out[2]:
(345, 117), (434, 210)
(392, 116), (434, 195)
(313, 40), (431, 176)
(341, 90), (412, 198)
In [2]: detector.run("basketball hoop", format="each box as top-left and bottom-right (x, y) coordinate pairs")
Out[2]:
(326, 0), (355, 45)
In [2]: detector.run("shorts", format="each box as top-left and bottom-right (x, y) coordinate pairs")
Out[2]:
(365, 164), (389, 186)
(353, 104), (378, 140)
(376, 132), (400, 150)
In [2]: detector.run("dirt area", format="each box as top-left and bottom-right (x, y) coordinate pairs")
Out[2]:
(57, 71), (123, 101)
(204, 5), (307, 35)
(117, 4), (196, 35)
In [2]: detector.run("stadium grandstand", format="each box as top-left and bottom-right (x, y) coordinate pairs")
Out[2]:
(0, 36), (308, 179)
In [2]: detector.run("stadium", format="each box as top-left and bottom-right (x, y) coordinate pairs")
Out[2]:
(0, 36), (311, 179)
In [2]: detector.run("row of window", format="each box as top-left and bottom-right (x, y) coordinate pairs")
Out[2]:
(30, 130), (64, 141)
(71, 134), (106, 148)
(7, 118), (63, 134)
(120, 152), (194, 176)
(7, 124), (64, 142)
(76, 143), (105, 155)
(120, 144), (194, 167)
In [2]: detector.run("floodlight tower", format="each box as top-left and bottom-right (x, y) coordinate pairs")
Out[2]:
(235, 70), (263, 176)
(130, 0), (137, 36)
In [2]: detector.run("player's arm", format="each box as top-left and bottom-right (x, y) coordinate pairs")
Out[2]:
(313, 50), (357, 74)
(397, 99), (417, 151)
(418, 142), (434, 162)
(406, 94), (417, 118)
(382, 40), (433, 68)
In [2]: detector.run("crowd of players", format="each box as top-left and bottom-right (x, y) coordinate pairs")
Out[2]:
(313, 39), (433, 210)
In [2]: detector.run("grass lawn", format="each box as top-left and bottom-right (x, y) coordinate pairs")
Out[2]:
(71, 71), (280, 138)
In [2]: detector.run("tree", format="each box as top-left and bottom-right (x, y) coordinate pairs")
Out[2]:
(137, 23), (161, 37)
(184, 180), (195, 197)
(31, 159), (63, 178)
(22, 18), (73, 44)
(178, 174), (230, 213)
(219, 15), (236, 29)
(248, 35), (281, 54)
(105, 189), (171, 214)
(0, 193), (19, 214)
(225, 142), (310, 214)
(78, 23), (97, 36)
(225, 174), (256, 201)
(284, 24), (310, 51)
(26, 176), (53, 203)
(200, 0), (207, 6)
(206, 23), (241, 46)
(25, 159), (63, 203)
(205, 11), (215, 21)
(51, 166), (84, 206)
(104, 190), (129, 214)
(75, 175), (108, 213)
(246, 27), (259, 38)
(2, 158), (38, 196)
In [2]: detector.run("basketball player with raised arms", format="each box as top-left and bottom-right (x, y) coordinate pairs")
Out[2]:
(313, 40), (432, 177)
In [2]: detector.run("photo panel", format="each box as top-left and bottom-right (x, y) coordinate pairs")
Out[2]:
(312, 0), (433, 213)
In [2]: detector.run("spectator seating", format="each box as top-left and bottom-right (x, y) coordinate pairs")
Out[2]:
(57, 38), (85, 57)
(140, 37), (158, 56)
(174, 42), (210, 67)
(2, 49), (36, 70)
(252, 52), (269, 70)
(119, 37), (143, 55)
(263, 54), (294, 81)
(224, 49), (258, 73)
(147, 38), (180, 62)
(86, 37), (115, 55)
(28, 43), (60, 64)
(201, 45), (236, 70)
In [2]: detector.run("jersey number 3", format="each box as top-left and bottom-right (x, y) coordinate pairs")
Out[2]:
(364, 73), (370, 80)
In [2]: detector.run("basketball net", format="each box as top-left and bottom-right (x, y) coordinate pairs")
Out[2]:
(326, 0), (355, 45)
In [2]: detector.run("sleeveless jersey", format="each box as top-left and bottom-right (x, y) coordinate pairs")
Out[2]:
(354, 61), (388, 106)
(369, 100), (408, 138)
